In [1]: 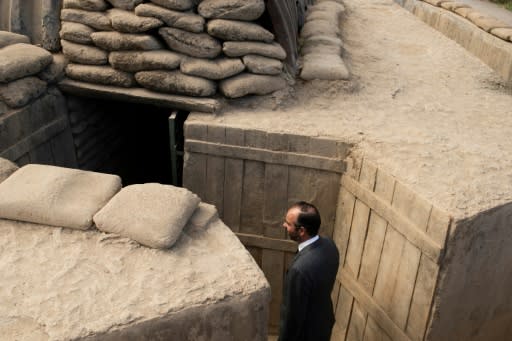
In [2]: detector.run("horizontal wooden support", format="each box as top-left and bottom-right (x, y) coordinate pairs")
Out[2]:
(186, 140), (346, 173)
(236, 232), (297, 253)
(341, 175), (443, 263)
(58, 79), (221, 113)
(0, 117), (68, 161)
(340, 269), (412, 341)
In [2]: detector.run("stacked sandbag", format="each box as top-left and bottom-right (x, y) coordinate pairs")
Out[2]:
(0, 32), (68, 112)
(60, 0), (288, 100)
(299, 0), (350, 81)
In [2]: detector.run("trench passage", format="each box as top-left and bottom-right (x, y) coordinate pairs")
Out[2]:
(69, 97), (184, 186)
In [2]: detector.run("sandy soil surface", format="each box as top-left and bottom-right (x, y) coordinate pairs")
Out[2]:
(0, 218), (267, 340)
(193, 0), (512, 220)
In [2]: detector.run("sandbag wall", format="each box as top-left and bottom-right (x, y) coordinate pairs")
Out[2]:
(59, 0), (288, 100)
(0, 31), (76, 168)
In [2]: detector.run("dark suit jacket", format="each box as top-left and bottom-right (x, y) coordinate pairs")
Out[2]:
(278, 236), (340, 341)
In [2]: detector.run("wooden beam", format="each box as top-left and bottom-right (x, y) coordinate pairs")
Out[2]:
(236, 232), (297, 253)
(341, 175), (443, 263)
(186, 140), (345, 173)
(340, 269), (412, 341)
(58, 79), (221, 113)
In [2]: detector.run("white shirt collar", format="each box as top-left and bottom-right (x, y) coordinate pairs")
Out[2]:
(298, 235), (319, 252)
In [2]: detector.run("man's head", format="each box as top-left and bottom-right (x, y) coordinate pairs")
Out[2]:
(283, 201), (321, 243)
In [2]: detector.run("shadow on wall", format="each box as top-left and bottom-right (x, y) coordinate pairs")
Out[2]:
(429, 201), (512, 341)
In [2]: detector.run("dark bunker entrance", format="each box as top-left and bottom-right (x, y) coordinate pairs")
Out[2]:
(67, 96), (187, 186)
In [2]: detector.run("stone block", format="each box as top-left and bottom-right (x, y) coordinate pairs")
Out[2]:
(198, 0), (265, 21)
(0, 44), (53, 83)
(135, 70), (217, 96)
(109, 50), (183, 72)
(66, 64), (136, 87)
(136, 3), (204, 33)
(61, 40), (108, 65)
(159, 27), (222, 58)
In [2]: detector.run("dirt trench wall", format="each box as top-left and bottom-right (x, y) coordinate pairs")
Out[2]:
(427, 203), (512, 341)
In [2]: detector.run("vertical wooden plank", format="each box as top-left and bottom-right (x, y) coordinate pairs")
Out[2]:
(388, 182), (432, 329)
(15, 153), (30, 166)
(331, 280), (342, 313)
(50, 130), (78, 168)
(347, 301), (366, 341)
(344, 159), (377, 277)
(223, 127), (244, 232)
(334, 187), (356, 269)
(358, 169), (396, 292)
(264, 164), (289, 238)
(313, 170), (341, 239)
(334, 285), (354, 341)
(359, 169), (396, 341)
(240, 159), (265, 235)
(247, 246), (262, 268)
(405, 256), (438, 341)
(262, 250), (285, 333)
(363, 316), (392, 341)
(372, 227), (406, 315)
(29, 141), (54, 165)
(264, 132), (289, 239)
(205, 125), (225, 217)
(183, 124), (207, 199)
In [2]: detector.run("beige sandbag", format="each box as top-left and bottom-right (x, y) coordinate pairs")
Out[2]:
(61, 39), (108, 65)
(0, 164), (122, 230)
(61, 9), (112, 31)
(0, 43), (53, 82)
(108, 8), (163, 33)
(185, 202), (218, 230)
(206, 19), (274, 42)
(0, 31), (30, 48)
(136, 3), (204, 33)
(223, 41), (286, 60)
(150, 0), (194, 11)
(91, 31), (163, 51)
(159, 27), (222, 58)
(63, 0), (109, 11)
(0, 158), (18, 184)
(59, 21), (95, 44)
(0, 77), (47, 108)
(180, 57), (245, 80)
(109, 50), (183, 72)
(198, 0), (265, 21)
(135, 70), (217, 96)
(300, 53), (350, 81)
(219, 73), (286, 98)
(106, 0), (143, 10)
(242, 55), (282, 75)
(66, 64), (136, 87)
(93, 183), (200, 249)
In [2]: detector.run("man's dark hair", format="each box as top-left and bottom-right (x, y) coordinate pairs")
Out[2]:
(290, 201), (321, 236)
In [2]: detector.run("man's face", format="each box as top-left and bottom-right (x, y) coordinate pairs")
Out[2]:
(283, 207), (302, 242)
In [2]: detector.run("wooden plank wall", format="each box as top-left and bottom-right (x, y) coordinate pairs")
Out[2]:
(331, 158), (453, 341)
(0, 0), (62, 51)
(183, 122), (349, 333)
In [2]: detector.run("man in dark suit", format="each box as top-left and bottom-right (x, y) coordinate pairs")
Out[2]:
(278, 201), (340, 341)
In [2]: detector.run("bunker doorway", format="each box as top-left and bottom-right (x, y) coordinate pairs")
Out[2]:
(67, 96), (188, 186)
